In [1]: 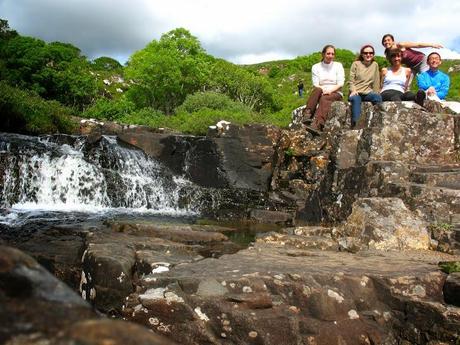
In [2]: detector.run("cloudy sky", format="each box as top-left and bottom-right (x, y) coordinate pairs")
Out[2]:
(2, 0), (460, 65)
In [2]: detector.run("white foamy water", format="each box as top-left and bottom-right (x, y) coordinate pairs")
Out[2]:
(0, 135), (202, 217)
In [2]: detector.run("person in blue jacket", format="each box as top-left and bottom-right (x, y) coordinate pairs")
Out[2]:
(415, 52), (450, 106)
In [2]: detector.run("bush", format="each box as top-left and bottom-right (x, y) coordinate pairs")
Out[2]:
(82, 97), (135, 121)
(117, 107), (166, 127)
(176, 91), (251, 114)
(171, 108), (262, 135)
(0, 81), (75, 134)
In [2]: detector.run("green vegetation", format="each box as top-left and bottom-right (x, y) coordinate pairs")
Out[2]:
(439, 261), (460, 274)
(0, 18), (459, 135)
(0, 81), (76, 134)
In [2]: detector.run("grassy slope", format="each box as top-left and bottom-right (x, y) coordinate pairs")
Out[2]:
(244, 57), (460, 128)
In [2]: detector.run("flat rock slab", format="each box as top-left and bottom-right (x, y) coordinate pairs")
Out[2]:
(124, 242), (460, 345)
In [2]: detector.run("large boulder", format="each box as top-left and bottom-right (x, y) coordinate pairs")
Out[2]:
(118, 123), (281, 192)
(0, 245), (175, 345)
(337, 197), (430, 251)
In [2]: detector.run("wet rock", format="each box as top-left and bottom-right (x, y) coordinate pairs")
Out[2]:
(443, 272), (460, 306)
(79, 221), (247, 314)
(8, 225), (86, 290)
(0, 245), (174, 345)
(250, 209), (294, 225)
(57, 319), (178, 345)
(119, 123), (281, 193)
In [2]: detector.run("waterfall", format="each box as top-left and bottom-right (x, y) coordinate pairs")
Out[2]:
(0, 133), (200, 215)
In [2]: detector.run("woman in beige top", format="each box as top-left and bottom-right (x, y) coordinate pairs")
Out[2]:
(348, 44), (382, 128)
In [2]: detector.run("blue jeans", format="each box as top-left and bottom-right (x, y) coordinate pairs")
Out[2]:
(349, 92), (382, 123)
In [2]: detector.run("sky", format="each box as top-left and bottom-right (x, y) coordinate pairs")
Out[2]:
(2, 0), (460, 65)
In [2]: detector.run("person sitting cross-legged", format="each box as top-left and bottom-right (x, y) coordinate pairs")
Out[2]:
(415, 52), (450, 106)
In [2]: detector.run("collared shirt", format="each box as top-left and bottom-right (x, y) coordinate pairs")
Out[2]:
(417, 69), (450, 100)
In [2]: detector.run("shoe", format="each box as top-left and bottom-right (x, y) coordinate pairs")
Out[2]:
(305, 120), (322, 136)
(350, 120), (356, 129)
(302, 108), (312, 118)
(415, 90), (426, 107)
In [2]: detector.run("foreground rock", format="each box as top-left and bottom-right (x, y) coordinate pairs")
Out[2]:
(0, 245), (176, 345)
(122, 240), (460, 345)
(2, 215), (460, 344)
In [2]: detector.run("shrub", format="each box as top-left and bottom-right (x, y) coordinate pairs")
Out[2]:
(176, 91), (251, 114)
(0, 81), (75, 134)
(82, 97), (135, 121)
(117, 107), (166, 128)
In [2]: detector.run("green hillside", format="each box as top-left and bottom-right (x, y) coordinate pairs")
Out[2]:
(1, 18), (458, 135)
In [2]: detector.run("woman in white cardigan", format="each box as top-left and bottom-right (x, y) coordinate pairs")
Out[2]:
(303, 44), (344, 132)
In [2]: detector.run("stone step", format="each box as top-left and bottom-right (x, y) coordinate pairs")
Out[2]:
(410, 171), (460, 190)
(412, 164), (460, 173)
(450, 213), (460, 225)
(390, 182), (460, 221)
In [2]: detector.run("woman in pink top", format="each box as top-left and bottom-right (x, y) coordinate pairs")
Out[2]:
(381, 34), (443, 75)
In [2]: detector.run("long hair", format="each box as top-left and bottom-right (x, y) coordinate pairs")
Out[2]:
(357, 44), (375, 62)
(321, 44), (335, 61)
(381, 33), (394, 45)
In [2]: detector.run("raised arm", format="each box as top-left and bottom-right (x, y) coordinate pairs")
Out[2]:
(398, 41), (443, 49)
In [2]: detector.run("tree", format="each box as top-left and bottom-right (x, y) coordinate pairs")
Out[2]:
(125, 28), (213, 114)
(209, 59), (279, 112)
(92, 56), (122, 71)
(0, 19), (18, 41)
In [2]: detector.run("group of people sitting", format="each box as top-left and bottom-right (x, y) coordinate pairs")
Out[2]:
(302, 34), (451, 133)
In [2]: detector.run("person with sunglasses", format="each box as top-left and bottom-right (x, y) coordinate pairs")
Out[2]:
(348, 44), (382, 128)
(380, 48), (415, 101)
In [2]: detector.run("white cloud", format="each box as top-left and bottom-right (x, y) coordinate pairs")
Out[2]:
(1, 0), (459, 64)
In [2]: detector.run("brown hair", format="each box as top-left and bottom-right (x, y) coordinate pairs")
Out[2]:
(321, 44), (335, 61)
(381, 34), (395, 45)
(385, 47), (402, 61)
(357, 44), (375, 62)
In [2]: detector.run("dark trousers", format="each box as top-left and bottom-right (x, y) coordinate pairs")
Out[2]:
(381, 89), (415, 101)
(305, 87), (342, 126)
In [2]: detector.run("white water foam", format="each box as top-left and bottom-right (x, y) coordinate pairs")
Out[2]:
(1, 135), (201, 217)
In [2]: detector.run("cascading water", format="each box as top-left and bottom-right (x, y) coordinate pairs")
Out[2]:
(0, 133), (204, 226)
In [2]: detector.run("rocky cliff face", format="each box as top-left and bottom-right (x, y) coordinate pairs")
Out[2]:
(2, 101), (460, 345)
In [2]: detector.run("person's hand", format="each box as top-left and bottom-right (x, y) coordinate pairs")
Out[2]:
(321, 87), (331, 95)
(427, 86), (437, 95)
(349, 91), (358, 97)
(432, 43), (443, 49)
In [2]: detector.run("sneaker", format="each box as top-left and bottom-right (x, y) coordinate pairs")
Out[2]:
(415, 90), (426, 107)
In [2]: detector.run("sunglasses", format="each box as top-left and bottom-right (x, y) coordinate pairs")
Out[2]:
(362, 51), (374, 55)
